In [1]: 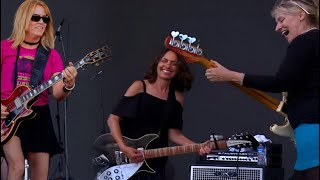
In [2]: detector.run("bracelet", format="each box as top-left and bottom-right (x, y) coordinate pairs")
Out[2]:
(63, 83), (75, 92)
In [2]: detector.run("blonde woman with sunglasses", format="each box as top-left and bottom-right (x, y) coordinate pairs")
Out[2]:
(1, 0), (78, 179)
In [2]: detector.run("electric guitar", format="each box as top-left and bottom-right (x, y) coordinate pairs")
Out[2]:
(164, 31), (295, 142)
(1, 45), (112, 146)
(93, 133), (258, 180)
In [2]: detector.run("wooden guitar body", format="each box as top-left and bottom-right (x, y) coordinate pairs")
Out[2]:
(1, 86), (37, 145)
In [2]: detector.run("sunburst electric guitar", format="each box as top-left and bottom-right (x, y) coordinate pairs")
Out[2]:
(164, 31), (295, 142)
(93, 133), (258, 180)
(1, 45), (112, 146)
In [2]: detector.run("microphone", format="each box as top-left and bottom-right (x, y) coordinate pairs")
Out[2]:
(55, 19), (64, 41)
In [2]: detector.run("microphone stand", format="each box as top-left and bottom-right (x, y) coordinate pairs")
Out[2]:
(56, 28), (71, 180)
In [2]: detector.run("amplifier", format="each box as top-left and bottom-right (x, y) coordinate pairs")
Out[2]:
(190, 164), (284, 180)
(206, 151), (258, 163)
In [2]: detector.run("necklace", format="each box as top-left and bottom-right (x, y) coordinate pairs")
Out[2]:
(23, 40), (40, 45)
(302, 27), (318, 34)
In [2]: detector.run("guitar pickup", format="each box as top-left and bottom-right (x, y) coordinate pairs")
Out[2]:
(14, 98), (22, 108)
(114, 150), (130, 165)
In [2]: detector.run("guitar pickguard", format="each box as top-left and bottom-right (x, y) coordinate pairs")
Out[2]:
(96, 162), (143, 180)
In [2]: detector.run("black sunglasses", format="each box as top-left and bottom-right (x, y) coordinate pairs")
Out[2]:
(31, 14), (50, 24)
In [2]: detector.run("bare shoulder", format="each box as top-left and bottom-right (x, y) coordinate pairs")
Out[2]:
(124, 80), (144, 97)
(175, 91), (184, 106)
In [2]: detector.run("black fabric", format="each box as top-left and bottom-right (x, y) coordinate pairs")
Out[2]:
(16, 105), (63, 157)
(289, 166), (319, 180)
(29, 45), (50, 88)
(111, 80), (183, 173)
(243, 29), (319, 129)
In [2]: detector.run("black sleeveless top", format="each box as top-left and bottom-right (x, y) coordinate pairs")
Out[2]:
(111, 80), (183, 168)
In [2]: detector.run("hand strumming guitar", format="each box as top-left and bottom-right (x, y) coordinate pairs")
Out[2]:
(120, 145), (144, 163)
(1, 104), (9, 120)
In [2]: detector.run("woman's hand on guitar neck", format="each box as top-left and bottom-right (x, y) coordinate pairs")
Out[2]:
(1, 104), (9, 120)
(205, 60), (245, 84)
(120, 145), (144, 163)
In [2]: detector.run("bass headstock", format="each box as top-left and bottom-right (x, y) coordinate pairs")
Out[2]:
(164, 31), (209, 64)
(228, 132), (259, 151)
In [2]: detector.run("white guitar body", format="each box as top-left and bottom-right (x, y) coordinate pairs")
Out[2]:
(270, 92), (296, 143)
(93, 133), (256, 179)
(270, 117), (295, 143)
(96, 162), (143, 180)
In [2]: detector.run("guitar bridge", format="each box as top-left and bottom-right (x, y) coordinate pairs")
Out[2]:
(115, 150), (130, 165)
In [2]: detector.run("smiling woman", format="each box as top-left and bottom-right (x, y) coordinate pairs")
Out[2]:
(271, 0), (319, 43)
(204, 0), (319, 179)
(106, 48), (211, 180)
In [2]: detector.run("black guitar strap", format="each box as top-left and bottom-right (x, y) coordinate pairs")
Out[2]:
(29, 45), (50, 88)
(14, 44), (50, 89)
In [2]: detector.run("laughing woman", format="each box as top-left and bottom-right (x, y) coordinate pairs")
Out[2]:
(205, 0), (319, 179)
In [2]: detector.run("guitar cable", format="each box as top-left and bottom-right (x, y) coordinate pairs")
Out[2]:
(210, 132), (220, 150)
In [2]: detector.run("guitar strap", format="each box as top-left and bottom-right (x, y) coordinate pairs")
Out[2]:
(14, 44), (50, 89)
(29, 45), (50, 88)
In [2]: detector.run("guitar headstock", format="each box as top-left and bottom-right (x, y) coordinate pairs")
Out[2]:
(82, 45), (112, 66)
(227, 132), (259, 151)
(164, 31), (206, 64)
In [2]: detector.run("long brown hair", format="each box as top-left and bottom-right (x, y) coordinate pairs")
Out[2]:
(144, 48), (194, 92)
(9, 0), (55, 49)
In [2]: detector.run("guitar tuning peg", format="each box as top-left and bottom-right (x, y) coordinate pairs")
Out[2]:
(187, 37), (196, 44)
(196, 43), (202, 55)
(179, 34), (188, 41)
(171, 31), (179, 38)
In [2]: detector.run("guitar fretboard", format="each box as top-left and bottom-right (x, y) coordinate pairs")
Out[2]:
(18, 59), (86, 104)
(144, 141), (228, 159)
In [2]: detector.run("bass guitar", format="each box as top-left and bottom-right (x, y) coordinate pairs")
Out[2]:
(164, 31), (295, 142)
(1, 45), (112, 146)
(93, 133), (258, 180)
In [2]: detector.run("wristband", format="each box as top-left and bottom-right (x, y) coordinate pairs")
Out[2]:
(63, 83), (75, 92)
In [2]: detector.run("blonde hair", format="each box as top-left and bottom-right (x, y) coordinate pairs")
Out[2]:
(271, 0), (319, 28)
(9, 0), (54, 49)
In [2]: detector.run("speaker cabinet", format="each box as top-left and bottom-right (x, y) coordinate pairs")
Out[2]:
(190, 165), (284, 180)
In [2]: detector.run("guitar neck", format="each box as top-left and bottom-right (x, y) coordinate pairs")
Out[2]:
(198, 58), (280, 111)
(143, 141), (227, 159)
(165, 37), (280, 112)
(20, 59), (86, 103)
